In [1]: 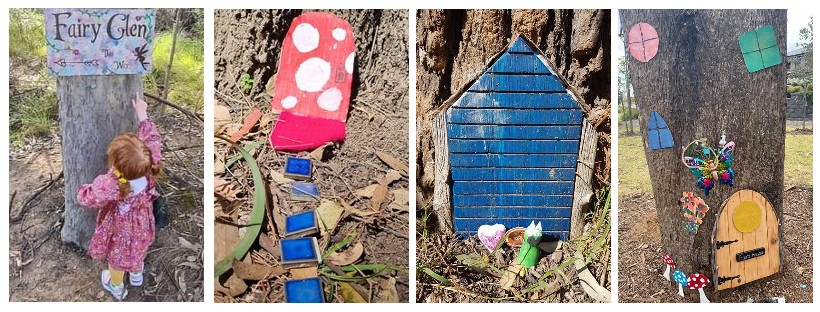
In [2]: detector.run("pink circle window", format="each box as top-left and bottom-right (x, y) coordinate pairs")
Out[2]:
(628, 22), (659, 62)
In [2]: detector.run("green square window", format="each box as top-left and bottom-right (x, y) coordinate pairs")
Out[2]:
(742, 52), (764, 73)
(756, 25), (778, 49)
(760, 46), (782, 68)
(738, 24), (782, 73)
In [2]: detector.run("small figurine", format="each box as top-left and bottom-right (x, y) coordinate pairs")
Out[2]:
(517, 221), (542, 268)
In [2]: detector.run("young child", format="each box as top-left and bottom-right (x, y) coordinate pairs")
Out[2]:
(77, 93), (162, 300)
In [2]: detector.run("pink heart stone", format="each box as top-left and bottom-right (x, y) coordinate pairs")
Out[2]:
(477, 224), (506, 251)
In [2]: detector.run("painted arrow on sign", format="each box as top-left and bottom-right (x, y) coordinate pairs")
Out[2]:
(53, 59), (100, 67)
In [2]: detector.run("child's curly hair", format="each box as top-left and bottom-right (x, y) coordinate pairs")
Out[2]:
(107, 133), (162, 198)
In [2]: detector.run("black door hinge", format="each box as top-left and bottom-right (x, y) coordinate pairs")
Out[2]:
(716, 239), (739, 250)
(717, 275), (740, 285)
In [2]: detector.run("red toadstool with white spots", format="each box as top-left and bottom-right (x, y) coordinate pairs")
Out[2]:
(687, 273), (710, 303)
(661, 254), (676, 281)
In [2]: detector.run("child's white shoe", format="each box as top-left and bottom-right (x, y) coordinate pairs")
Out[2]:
(101, 270), (128, 301)
(129, 270), (143, 287)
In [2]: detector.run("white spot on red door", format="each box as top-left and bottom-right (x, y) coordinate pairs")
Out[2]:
(332, 28), (346, 41)
(295, 57), (331, 92)
(317, 87), (342, 111)
(345, 52), (355, 74)
(292, 23), (320, 53)
(281, 96), (298, 109)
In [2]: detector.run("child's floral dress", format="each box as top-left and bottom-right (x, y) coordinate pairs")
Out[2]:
(77, 119), (162, 272)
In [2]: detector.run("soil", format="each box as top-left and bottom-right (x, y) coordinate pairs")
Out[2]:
(8, 112), (205, 302)
(617, 189), (813, 303)
(212, 9), (409, 303)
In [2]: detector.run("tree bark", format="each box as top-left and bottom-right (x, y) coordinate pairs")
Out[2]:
(416, 10), (611, 225)
(59, 75), (141, 249)
(620, 10), (786, 298)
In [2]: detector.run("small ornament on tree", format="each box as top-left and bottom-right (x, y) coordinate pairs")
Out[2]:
(672, 270), (688, 297)
(687, 273), (711, 303)
(682, 131), (735, 196)
(680, 192), (711, 234)
(661, 254), (676, 281)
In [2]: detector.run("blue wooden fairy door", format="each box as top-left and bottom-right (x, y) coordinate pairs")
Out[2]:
(446, 36), (582, 240)
(647, 111), (674, 150)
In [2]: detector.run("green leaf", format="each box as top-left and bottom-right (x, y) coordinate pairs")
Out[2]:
(214, 136), (266, 277)
(323, 231), (357, 259)
(225, 140), (264, 168)
(421, 267), (452, 286)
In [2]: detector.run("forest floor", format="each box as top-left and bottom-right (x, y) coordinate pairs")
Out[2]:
(618, 189), (813, 303)
(8, 110), (205, 302)
(416, 192), (612, 303)
(617, 131), (813, 303)
(212, 10), (409, 303)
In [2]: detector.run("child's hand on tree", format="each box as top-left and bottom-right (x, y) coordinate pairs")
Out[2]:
(132, 91), (149, 122)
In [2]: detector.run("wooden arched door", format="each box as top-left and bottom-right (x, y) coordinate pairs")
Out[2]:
(713, 189), (781, 290)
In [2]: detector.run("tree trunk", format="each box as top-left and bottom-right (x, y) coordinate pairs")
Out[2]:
(621, 40), (635, 135)
(620, 10), (786, 298)
(59, 75), (141, 249)
(416, 10), (611, 231)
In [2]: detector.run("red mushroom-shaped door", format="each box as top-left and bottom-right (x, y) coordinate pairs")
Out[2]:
(268, 12), (355, 152)
(687, 273), (710, 303)
(270, 12), (354, 121)
(661, 254), (675, 281)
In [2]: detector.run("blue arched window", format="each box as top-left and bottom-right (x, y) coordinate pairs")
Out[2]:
(647, 111), (674, 150)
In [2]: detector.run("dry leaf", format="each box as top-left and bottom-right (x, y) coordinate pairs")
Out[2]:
(317, 200), (344, 235)
(270, 171), (294, 185)
(339, 282), (368, 303)
(214, 105), (232, 134)
(388, 189), (409, 212)
(178, 236), (197, 249)
(378, 169), (402, 186)
(229, 107), (263, 142)
(214, 222), (239, 262)
(265, 72), (277, 97)
(223, 273), (248, 297)
(375, 151), (408, 176)
(258, 233), (279, 257)
(355, 184), (379, 198)
(259, 113), (273, 129)
(214, 177), (240, 200)
(214, 277), (231, 296)
(370, 184), (390, 212)
(326, 242), (364, 266)
(232, 259), (285, 281)
(289, 266), (318, 279)
(214, 158), (226, 175)
(375, 277), (399, 303)
(500, 263), (521, 291)
(309, 142), (332, 161)
(223, 123), (243, 137)
(340, 200), (380, 218)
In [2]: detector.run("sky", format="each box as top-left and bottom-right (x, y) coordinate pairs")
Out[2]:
(614, 10), (812, 61)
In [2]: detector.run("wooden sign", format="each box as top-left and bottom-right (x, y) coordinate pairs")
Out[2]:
(45, 9), (155, 76)
(713, 189), (781, 290)
(445, 36), (593, 241)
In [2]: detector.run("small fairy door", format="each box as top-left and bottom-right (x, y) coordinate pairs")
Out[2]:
(713, 189), (781, 290)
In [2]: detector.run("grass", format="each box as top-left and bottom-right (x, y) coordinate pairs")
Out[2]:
(618, 133), (813, 197)
(9, 88), (58, 146)
(9, 9), (46, 61)
(145, 31), (205, 111)
(617, 136), (652, 196)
